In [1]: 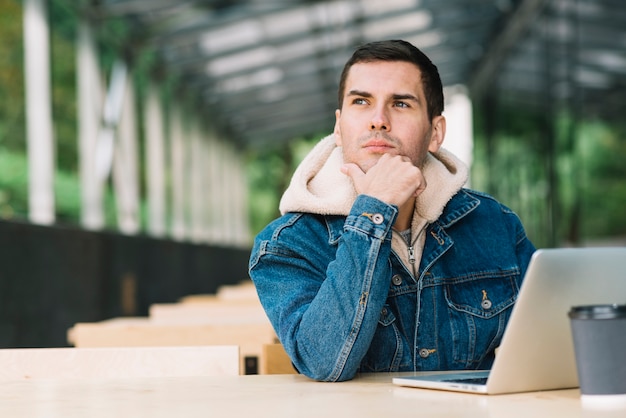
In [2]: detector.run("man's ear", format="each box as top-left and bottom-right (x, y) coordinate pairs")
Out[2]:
(428, 115), (446, 153)
(334, 109), (342, 146)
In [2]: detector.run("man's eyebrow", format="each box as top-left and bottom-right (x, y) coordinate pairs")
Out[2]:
(346, 90), (419, 102)
(346, 89), (372, 97)
(392, 93), (419, 102)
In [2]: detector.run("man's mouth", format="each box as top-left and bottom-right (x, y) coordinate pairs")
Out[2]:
(363, 139), (394, 153)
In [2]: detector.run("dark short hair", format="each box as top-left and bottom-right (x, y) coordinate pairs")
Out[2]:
(337, 40), (444, 121)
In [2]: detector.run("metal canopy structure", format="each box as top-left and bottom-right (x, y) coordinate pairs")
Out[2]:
(82, 0), (625, 149)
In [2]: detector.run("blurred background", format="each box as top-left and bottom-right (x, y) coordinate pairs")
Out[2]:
(0, 0), (624, 347)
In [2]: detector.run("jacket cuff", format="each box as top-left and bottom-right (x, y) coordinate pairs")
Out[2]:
(345, 194), (398, 240)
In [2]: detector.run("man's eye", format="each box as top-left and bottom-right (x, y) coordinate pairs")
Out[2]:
(394, 101), (409, 108)
(352, 98), (367, 105)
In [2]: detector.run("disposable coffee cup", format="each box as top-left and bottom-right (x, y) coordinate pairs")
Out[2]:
(568, 304), (626, 404)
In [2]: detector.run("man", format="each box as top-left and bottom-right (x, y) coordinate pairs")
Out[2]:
(249, 40), (535, 382)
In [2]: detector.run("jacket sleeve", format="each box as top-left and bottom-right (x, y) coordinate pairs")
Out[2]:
(249, 195), (398, 381)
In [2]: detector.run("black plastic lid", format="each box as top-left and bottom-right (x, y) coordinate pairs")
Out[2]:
(568, 304), (626, 320)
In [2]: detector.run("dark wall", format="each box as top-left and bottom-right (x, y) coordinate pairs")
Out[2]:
(0, 219), (251, 348)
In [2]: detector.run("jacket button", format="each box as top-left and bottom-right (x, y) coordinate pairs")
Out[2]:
(371, 213), (384, 224)
(419, 348), (431, 358)
(391, 275), (403, 286)
(481, 299), (493, 310)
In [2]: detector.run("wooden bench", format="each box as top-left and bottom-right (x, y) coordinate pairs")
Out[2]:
(260, 343), (297, 374)
(148, 300), (269, 324)
(179, 281), (259, 304)
(67, 283), (297, 375)
(67, 317), (279, 375)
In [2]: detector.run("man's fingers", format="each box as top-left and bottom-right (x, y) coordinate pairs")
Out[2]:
(341, 163), (364, 181)
(414, 178), (427, 197)
(341, 163), (367, 195)
(342, 157), (426, 205)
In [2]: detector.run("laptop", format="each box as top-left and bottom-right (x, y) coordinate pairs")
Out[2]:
(392, 247), (626, 395)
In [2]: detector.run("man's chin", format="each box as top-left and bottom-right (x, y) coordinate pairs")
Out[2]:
(357, 156), (384, 173)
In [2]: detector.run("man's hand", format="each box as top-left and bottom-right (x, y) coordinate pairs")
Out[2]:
(341, 154), (426, 208)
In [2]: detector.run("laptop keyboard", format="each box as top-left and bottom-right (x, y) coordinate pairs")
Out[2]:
(441, 377), (488, 385)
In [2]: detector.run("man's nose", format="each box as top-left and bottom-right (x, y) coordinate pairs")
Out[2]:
(369, 108), (389, 131)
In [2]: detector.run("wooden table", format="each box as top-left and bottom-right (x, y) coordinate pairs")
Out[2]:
(1, 372), (624, 418)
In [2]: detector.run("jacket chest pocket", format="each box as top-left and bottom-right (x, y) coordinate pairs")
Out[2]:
(444, 271), (520, 368)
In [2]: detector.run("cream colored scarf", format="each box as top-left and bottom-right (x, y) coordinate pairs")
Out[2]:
(279, 134), (469, 271)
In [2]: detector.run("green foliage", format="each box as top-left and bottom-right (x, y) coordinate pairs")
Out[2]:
(472, 104), (626, 248)
(0, 0), (80, 172)
(245, 136), (321, 235)
(0, 147), (28, 219)
(0, 0), (25, 153)
(50, 6), (78, 172)
(0, 147), (118, 226)
(576, 122), (626, 239)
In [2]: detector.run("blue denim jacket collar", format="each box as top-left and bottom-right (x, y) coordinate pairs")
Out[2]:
(325, 189), (480, 246)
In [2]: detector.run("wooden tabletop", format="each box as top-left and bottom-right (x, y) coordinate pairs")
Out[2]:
(1, 372), (624, 418)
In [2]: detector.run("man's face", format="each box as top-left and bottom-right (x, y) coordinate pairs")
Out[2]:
(334, 60), (445, 173)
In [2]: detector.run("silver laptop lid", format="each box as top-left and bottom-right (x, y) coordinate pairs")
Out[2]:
(486, 247), (626, 394)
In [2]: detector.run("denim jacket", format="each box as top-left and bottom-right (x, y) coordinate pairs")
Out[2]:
(249, 191), (536, 382)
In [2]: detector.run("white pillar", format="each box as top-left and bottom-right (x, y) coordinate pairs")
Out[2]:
(112, 77), (140, 234)
(77, 21), (105, 229)
(223, 147), (237, 244)
(23, 0), (55, 225)
(169, 107), (187, 241)
(199, 129), (213, 242)
(443, 85), (474, 185)
(219, 143), (232, 243)
(189, 120), (205, 243)
(144, 85), (167, 237)
(232, 152), (250, 246)
(204, 133), (219, 243)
